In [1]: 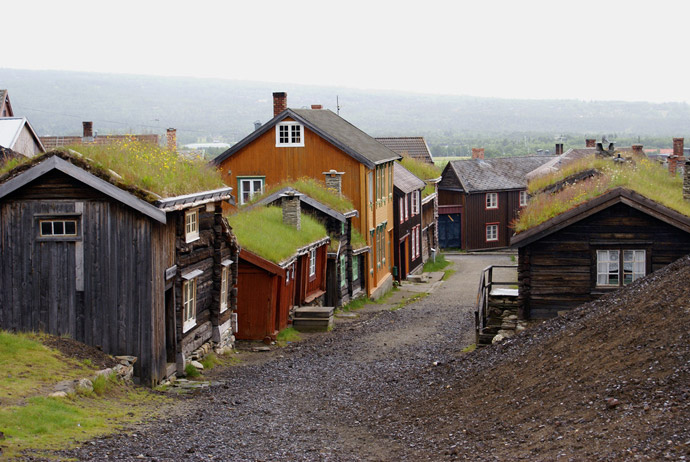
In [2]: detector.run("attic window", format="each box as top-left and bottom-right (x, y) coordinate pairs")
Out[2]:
(185, 209), (199, 243)
(39, 219), (79, 237)
(486, 193), (498, 209)
(276, 122), (304, 147)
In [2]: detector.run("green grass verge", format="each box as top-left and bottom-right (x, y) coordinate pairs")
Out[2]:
(441, 269), (456, 281)
(390, 292), (428, 311)
(422, 254), (451, 273)
(338, 296), (371, 312)
(276, 327), (302, 343)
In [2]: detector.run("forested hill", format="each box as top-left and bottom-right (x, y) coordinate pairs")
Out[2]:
(2, 68), (690, 152)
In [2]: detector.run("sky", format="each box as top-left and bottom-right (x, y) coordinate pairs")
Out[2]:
(4, 0), (689, 103)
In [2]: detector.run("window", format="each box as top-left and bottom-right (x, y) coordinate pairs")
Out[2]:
(238, 177), (264, 205)
(597, 250), (646, 287)
(404, 196), (409, 221)
(369, 230), (375, 273)
(486, 193), (498, 209)
(340, 254), (347, 288)
(368, 172), (373, 206)
(486, 224), (498, 242)
(519, 190), (529, 207)
(275, 122), (304, 147)
(388, 164), (393, 198)
(309, 248), (317, 277)
(220, 266), (229, 313)
(185, 209), (199, 243)
(352, 256), (359, 281)
(411, 191), (419, 215)
(39, 218), (78, 237)
(182, 278), (197, 333)
(399, 198), (404, 223)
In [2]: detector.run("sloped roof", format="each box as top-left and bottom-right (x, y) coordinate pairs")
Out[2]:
(446, 156), (555, 193)
(511, 187), (690, 248)
(527, 148), (595, 180)
(394, 162), (426, 194)
(249, 186), (358, 223)
(376, 136), (434, 164)
(0, 117), (45, 154)
(0, 90), (13, 117)
(213, 108), (400, 169)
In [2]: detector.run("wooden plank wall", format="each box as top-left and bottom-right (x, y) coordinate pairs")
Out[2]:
(464, 191), (522, 250)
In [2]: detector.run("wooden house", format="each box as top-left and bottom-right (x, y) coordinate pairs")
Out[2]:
(437, 149), (553, 250)
(249, 180), (367, 307)
(511, 152), (690, 319)
(212, 92), (400, 299)
(228, 197), (330, 341)
(0, 149), (238, 386)
(376, 136), (435, 165)
(0, 89), (14, 117)
(393, 163), (425, 280)
(40, 121), (161, 150)
(0, 117), (45, 158)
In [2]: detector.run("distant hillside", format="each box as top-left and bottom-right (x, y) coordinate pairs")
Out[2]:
(2, 68), (690, 153)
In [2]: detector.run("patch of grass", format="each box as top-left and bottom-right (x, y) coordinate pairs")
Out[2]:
(433, 156), (469, 170)
(461, 344), (477, 353)
(248, 177), (356, 213)
(200, 353), (221, 370)
(339, 296), (371, 312)
(399, 156), (442, 197)
(510, 254), (516, 263)
(441, 269), (456, 281)
(422, 253), (451, 273)
(351, 228), (367, 251)
(276, 327), (302, 343)
(82, 358), (93, 367)
(228, 206), (328, 264)
(516, 156), (689, 233)
(373, 286), (397, 304)
(390, 292), (428, 311)
(184, 363), (201, 378)
(91, 371), (118, 396)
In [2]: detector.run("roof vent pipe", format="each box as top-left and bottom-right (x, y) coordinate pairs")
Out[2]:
(254, 120), (262, 131)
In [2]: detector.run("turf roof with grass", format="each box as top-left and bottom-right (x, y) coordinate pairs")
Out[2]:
(247, 177), (357, 213)
(228, 206), (328, 264)
(0, 142), (227, 200)
(399, 156), (442, 198)
(514, 155), (690, 233)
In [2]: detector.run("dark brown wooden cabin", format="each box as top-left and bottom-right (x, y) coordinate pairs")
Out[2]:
(0, 152), (238, 386)
(420, 178), (440, 263)
(438, 155), (553, 250)
(511, 188), (690, 319)
(393, 163), (425, 281)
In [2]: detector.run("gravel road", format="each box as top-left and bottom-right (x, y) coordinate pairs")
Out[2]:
(62, 254), (514, 461)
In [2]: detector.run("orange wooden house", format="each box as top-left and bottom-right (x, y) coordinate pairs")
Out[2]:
(213, 93), (400, 299)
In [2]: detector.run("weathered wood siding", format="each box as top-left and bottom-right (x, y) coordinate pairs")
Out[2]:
(519, 202), (690, 318)
(463, 190), (522, 250)
(236, 258), (279, 340)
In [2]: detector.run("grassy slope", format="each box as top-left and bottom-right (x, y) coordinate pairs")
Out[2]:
(399, 156), (442, 198)
(248, 177), (356, 214)
(0, 331), (169, 459)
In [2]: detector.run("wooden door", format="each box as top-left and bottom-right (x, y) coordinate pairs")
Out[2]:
(34, 240), (77, 336)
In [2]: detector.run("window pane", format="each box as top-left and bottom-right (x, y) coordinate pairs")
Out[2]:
(291, 125), (301, 143)
(54, 221), (64, 235)
(41, 221), (53, 235)
(253, 180), (262, 193)
(64, 221), (76, 235)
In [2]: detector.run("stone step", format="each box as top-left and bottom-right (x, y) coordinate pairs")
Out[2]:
(293, 306), (335, 319)
(292, 317), (334, 332)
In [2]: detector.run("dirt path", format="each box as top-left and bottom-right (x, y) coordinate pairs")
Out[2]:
(60, 254), (515, 461)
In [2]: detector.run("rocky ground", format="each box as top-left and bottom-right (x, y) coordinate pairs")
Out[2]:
(46, 253), (690, 461)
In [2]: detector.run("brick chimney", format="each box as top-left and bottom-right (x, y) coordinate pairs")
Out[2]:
(280, 191), (302, 230)
(632, 144), (644, 156)
(82, 121), (93, 139)
(273, 92), (287, 117)
(585, 139), (596, 148)
(669, 138), (684, 176)
(323, 169), (345, 195)
(555, 143), (564, 156)
(166, 128), (177, 152)
(472, 148), (485, 160)
(311, 104), (323, 110)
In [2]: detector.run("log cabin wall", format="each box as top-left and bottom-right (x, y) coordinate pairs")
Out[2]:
(0, 170), (170, 385)
(519, 202), (690, 319)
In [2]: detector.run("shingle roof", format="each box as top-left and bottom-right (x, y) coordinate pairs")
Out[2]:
(213, 109), (401, 169)
(448, 156), (555, 193)
(526, 148), (596, 180)
(394, 162), (426, 194)
(376, 137), (434, 164)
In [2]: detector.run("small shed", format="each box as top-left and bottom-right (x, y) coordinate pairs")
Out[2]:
(0, 117), (45, 158)
(0, 149), (238, 385)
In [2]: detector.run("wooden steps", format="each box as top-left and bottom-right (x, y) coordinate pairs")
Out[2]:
(292, 306), (334, 332)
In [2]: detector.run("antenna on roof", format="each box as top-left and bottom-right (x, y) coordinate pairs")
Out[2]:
(336, 96), (340, 115)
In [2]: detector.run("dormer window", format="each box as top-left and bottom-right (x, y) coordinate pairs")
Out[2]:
(185, 209), (199, 243)
(276, 122), (304, 147)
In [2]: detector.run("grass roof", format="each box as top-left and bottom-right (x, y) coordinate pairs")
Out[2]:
(228, 206), (328, 264)
(399, 156), (442, 197)
(248, 177), (356, 213)
(0, 142), (227, 199)
(514, 155), (690, 233)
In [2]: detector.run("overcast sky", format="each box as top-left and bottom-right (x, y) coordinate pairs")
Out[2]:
(4, 0), (688, 103)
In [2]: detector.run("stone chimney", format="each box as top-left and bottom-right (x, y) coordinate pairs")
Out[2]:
(586, 139), (596, 148)
(280, 191), (302, 230)
(555, 143), (564, 156)
(632, 144), (644, 156)
(273, 92), (287, 117)
(82, 121), (93, 139)
(684, 160), (690, 201)
(472, 148), (485, 160)
(166, 128), (177, 152)
(311, 104), (323, 110)
(323, 169), (345, 195)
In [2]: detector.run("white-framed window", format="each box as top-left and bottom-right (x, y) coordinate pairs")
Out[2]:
(411, 191), (419, 215)
(486, 224), (498, 242)
(519, 190), (529, 207)
(399, 198), (404, 223)
(39, 218), (79, 237)
(238, 177), (264, 205)
(182, 278), (197, 333)
(404, 195), (409, 220)
(340, 254), (347, 288)
(275, 121), (304, 147)
(185, 209), (199, 243)
(486, 192), (498, 209)
(368, 172), (373, 206)
(596, 249), (646, 287)
(220, 265), (229, 313)
(352, 256), (359, 281)
(309, 248), (317, 277)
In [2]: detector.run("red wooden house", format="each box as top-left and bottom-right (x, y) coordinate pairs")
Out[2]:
(393, 162), (426, 280)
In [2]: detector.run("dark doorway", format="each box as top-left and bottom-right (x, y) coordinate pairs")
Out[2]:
(439, 213), (461, 249)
